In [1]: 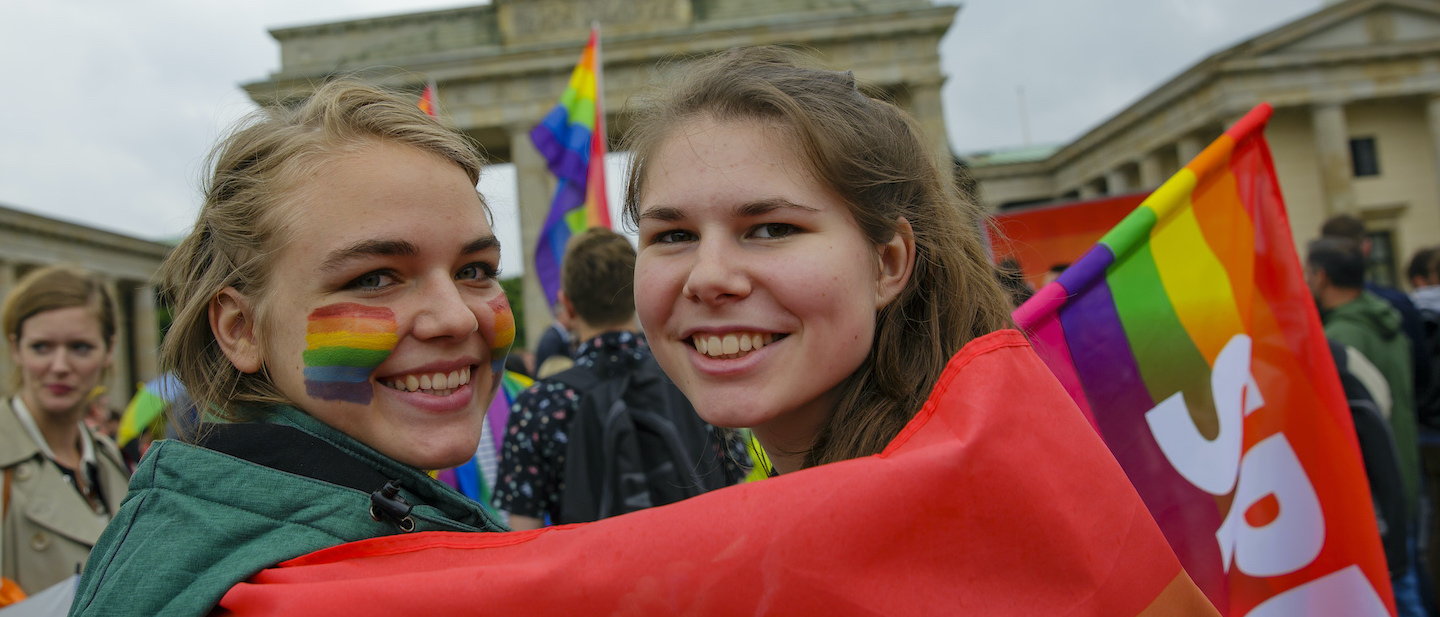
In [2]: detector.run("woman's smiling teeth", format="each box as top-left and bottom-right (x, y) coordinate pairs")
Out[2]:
(692, 332), (779, 359)
(385, 366), (471, 396)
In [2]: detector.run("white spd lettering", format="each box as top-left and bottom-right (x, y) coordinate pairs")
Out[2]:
(1143, 334), (1379, 613)
(1245, 565), (1389, 617)
(1214, 434), (1325, 576)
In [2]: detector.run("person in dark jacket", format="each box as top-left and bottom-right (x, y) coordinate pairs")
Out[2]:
(1310, 237), (1428, 617)
(69, 79), (511, 616)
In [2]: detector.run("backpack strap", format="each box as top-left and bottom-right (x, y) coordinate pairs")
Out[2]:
(547, 363), (602, 394)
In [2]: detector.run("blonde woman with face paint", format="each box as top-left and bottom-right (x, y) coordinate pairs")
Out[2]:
(1, 266), (129, 597)
(69, 80), (513, 616)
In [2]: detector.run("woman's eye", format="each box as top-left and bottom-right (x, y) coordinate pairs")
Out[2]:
(71, 343), (94, 354)
(347, 271), (397, 291)
(29, 342), (52, 354)
(457, 262), (499, 281)
(652, 230), (697, 244)
(751, 223), (798, 239)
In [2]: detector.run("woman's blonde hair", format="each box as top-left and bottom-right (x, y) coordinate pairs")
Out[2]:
(1, 264), (116, 394)
(622, 47), (1014, 468)
(160, 78), (487, 423)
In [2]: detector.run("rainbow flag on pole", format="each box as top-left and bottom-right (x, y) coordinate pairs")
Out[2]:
(1013, 103), (1395, 616)
(531, 25), (610, 308)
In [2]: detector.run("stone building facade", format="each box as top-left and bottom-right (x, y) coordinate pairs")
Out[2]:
(966, 0), (1440, 286)
(243, 0), (959, 346)
(0, 204), (171, 405)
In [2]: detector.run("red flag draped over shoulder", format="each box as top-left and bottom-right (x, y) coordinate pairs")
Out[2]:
(1012, 104), (1395, 616)
(219, 331), (1214, 616)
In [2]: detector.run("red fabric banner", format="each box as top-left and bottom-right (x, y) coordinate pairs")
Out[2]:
(219, 331), (1216, 616)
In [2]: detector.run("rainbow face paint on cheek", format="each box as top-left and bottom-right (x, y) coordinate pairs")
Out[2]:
(302, 303), (399, 404)
(489, 295), (516, 375)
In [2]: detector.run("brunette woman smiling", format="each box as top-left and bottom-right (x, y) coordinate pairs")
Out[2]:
(1, 265), (129, 595)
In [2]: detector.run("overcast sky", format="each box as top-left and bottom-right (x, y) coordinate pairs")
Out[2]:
(0, 0), (1321, 276)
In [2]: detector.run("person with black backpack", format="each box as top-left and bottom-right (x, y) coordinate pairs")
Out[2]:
(494, 228), (747, 529)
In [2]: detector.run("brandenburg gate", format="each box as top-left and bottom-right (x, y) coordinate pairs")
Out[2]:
(244, 0), (958, 346)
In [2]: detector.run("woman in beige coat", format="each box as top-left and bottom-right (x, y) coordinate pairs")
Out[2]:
(1, 265), (129, 595)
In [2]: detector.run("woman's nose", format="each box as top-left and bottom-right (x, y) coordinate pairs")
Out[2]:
(411, 278), (479, 340)
(682, 238), (751, 304)
(47, 349), (74, 374)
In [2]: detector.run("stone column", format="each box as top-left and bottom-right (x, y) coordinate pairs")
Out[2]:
(1139, 153), (1165, 189)
(103, 279), (133, 403)
(1176, 136), (1205, 167)
(131, 285), (159, 384)
(510, 122), (554, 350)
(1311, 102), (1356, 216)
(1425, 94), (1440, 203)
(1078, 182), (1100, 200)
(907, 79), (955, 187)
(1105, 168), (1130, 195)
(0, 260), (14, 388)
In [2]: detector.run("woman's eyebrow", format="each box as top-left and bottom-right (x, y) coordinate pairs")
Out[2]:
(639, 206), (686, 223)
(320, 239), (418, 273)
(736, 199), (819, 218)
(461, 235), (500, 255)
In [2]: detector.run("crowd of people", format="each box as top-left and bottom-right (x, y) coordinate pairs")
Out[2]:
(1304, 215), (1440, 617)
(9, 44), (1437, 615)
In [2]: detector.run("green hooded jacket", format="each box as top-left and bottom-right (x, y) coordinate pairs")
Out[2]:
(68, 406), (506, 616)
(1324, 290), (1420, 515)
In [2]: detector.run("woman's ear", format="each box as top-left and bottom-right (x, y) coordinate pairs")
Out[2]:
(210, 287), (263, 373)
(876, 216), (916, 309)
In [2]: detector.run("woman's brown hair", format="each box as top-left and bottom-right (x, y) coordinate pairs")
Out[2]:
(160, 78), (487, 424)
(622, 47), (1014, 468)
(1, 264), (117, 394)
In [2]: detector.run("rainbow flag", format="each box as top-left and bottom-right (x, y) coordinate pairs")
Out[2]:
(531, 25), (611, 308)
(437, 370), (534, 505)
(1013, 104), (1395, 615)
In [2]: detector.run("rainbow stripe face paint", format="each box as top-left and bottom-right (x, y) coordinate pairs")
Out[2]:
(303, 303), (399, 404)
(489, 295), (515, 375)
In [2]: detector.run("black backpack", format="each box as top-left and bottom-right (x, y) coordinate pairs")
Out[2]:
(549, 355), (733, 524)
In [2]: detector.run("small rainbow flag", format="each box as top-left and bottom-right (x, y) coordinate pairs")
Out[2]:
(531, 24), (610, 308)
(1014, 104), (1395, 615)
(303, 304), (398, 405)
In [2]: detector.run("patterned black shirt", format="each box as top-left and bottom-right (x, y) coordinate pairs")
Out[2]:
(493, 330), (748, 521)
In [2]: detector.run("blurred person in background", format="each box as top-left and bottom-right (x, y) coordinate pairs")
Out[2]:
(0, 265), (129, 597)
